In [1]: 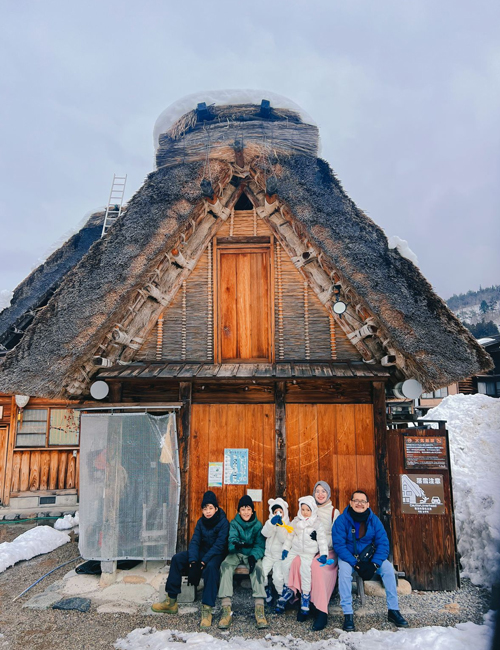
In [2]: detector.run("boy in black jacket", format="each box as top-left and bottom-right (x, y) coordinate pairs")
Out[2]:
(152, 490), (229, 629)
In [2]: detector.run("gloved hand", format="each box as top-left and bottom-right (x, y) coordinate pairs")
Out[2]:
(282, 549), (289, 560)
(317, 555), (327, 564)
(248, 555), (257, 574)
(310, 530), (317, 541)
(271, 515), (283, 525)
(233, 541), (243, 551)
(187, 561), (202, 587)
(355, 561), (377, 581)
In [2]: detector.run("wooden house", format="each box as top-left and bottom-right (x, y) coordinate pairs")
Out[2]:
(0, 95), (492, 587)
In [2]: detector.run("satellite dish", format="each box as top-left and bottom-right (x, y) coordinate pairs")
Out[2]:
(333, 301), (347, 315)
(90, 381), (110, 400)
(393, 379), (423, 400)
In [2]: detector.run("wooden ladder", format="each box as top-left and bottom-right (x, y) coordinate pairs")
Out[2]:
(101, 174), (127, 236)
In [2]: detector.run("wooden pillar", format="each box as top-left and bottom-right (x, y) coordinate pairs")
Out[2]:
(275, 381), (286, 498)
(372, 381), (392, 549)
(109, 382), (122, 403)
(2, 397), (18, 506)
(176, 382), (192, 552)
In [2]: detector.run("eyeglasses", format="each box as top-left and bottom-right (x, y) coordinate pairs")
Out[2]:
(351, 499), (368, 505)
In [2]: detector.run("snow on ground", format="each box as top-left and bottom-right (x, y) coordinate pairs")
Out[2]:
(54, 511), (79, 530)
(422, 393), (500, 588)
(114, 612), (495, 650)
(0, 525), (70, 573)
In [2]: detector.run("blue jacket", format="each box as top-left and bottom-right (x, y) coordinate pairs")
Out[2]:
(331, 507), (390, 567)
(188, 508), (229, 565)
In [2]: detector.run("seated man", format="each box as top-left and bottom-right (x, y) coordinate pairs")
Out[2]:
(332, 490), (408, 632)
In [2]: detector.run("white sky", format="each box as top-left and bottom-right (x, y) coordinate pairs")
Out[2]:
(0, 0), (499, 300)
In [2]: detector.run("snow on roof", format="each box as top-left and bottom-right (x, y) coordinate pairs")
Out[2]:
(153, 89), (316, 151)
(387, 235), (419, 267)
(477, 337), (496, 346)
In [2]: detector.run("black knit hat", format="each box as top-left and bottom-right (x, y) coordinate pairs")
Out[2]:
(238, 494), (255, 512)
(201, 490), (218, 509)
(271, 504), (283, 513)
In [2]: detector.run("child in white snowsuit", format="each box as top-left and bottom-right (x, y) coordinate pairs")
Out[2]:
(276, 495), (328, 614)
(261, 498), (291, 602)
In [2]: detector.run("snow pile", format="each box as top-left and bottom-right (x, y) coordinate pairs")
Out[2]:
(0, 525), (70, 573)
(54, 511), (79, 530)
(387, 236), (419, 266)
(153, 90), (316, 151)
(114, 613), (495, 650)
(423, 394), (500, 588)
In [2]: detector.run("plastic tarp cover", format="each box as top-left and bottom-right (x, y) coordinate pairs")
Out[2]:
(79, 413), (180, 561)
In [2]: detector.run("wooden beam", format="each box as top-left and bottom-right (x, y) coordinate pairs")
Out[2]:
(275, 381), (286, 498)
(2, 397), (17, 505)
(176, 382), (192, 552)
(372, 381), (393, 552)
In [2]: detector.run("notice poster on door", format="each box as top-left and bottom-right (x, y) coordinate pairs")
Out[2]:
(400, 474), (446, 515)
(208, 462), (223, 487)
(224, 448), (249, 485)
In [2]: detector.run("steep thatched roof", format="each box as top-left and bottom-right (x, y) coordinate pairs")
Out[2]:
(0, 101), (492, 398)
(0, 210), (105, 352)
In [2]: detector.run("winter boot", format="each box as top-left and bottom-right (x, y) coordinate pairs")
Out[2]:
(265, 585), (273, 604)
(151, 595), (178, 614)
(300, 592), (311, 614)
(343, 614), (355, 631)
(296, 609), (309, 622)
(275, 585), (294, 613)
(200, 604), (212, 629)
(312, 611), (328, 631)
(388, 609), (409, 627)
(255, 603), (269, 629)
(218, 605), (233, 629)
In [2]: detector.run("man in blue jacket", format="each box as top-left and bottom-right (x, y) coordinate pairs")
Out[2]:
(332, 490), (408, 631)
(152, 490), (229, 629)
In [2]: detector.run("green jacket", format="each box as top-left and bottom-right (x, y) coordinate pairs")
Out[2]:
(228, 514), (266, 560)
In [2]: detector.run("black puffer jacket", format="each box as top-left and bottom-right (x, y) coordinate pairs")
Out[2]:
(188, 508), (229, 565)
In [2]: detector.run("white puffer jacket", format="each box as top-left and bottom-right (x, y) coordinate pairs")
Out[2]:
(261, 498), (290, 561)
(284, 495), (328, 557)
(316, 500), (340, 550)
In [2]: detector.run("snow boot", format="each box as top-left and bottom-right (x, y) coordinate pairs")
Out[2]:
(265, 585), (273, 604)
(300, 592), (311, 614)
(275, 585), (294, 613)
(200, 604), (212, 629)
(151, 595), (178, 614)
(296, 609), (309, 622)
(255, 604), (269, 629)
(343, 614), (355, 631)
(218, 605), (233, 629)
(312, 611), (328, 631)
(388, 609), (408, 627)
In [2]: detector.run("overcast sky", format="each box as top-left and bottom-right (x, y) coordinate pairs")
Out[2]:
(1, 0), (499, 304)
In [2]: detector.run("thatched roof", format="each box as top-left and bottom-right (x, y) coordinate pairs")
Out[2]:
(0, 210), (105, 352)
(0, 101), (492, 398)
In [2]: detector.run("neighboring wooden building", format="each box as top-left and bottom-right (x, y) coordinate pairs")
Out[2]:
(0, 95), (493, 588)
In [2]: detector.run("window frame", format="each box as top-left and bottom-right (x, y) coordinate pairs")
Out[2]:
(15, 407), (81, 449)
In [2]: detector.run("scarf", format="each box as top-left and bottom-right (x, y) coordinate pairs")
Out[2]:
(202, 508), (221, 529)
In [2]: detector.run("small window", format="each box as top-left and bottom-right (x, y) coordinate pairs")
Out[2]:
(16, 409), (48, 447)
(49, 409), (80, 446)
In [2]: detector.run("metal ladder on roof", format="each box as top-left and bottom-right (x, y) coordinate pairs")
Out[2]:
(101, 174), (127, 237)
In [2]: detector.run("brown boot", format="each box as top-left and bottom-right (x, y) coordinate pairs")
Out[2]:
(255, 603), (268, 629)
(200, 604), (213, 629)
(218, 605), (233, 629)
(151, 595), (178, 614)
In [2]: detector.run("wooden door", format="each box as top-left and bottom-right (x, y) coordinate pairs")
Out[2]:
(286, 404), (376, 515)
(0, 427), (9, 505)
(217, 247), (272, 362)
(188, 404), (275, 536)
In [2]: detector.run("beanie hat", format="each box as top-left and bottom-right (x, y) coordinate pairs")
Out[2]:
(201, 490), (218, 509)
(313, 480), (331, 503)
(238, 494), (255, 512)
(271, 504), (283, 513)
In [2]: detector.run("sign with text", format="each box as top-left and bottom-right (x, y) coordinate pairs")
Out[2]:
(208, 462), (223, 487)
(400, 474), (446, 515)
(404, 434), (448, 470)
(224, 448), (249, 485)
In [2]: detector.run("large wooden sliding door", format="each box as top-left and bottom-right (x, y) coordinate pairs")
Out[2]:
(189, 404), (275, 536)
(286, 404), (376, 513)
(217, 247), (272, 362)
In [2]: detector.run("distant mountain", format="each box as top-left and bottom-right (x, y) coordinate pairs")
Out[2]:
(446, 285), (500, 338)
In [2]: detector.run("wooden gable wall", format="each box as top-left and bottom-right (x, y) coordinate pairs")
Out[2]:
(135, 210), (361, 363)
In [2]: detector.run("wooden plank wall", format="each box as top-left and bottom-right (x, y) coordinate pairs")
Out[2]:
(286, 403), (376, 516)
(10, 449), (79, 493)
(189, 403), (274, 536)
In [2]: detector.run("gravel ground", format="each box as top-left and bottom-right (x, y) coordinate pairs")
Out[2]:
(0, 522), (493, 650)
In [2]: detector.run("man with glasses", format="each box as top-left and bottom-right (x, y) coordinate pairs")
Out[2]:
(332, 490), (408, 631)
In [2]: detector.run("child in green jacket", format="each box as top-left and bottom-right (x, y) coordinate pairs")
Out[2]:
(217, 495), (268, 630)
